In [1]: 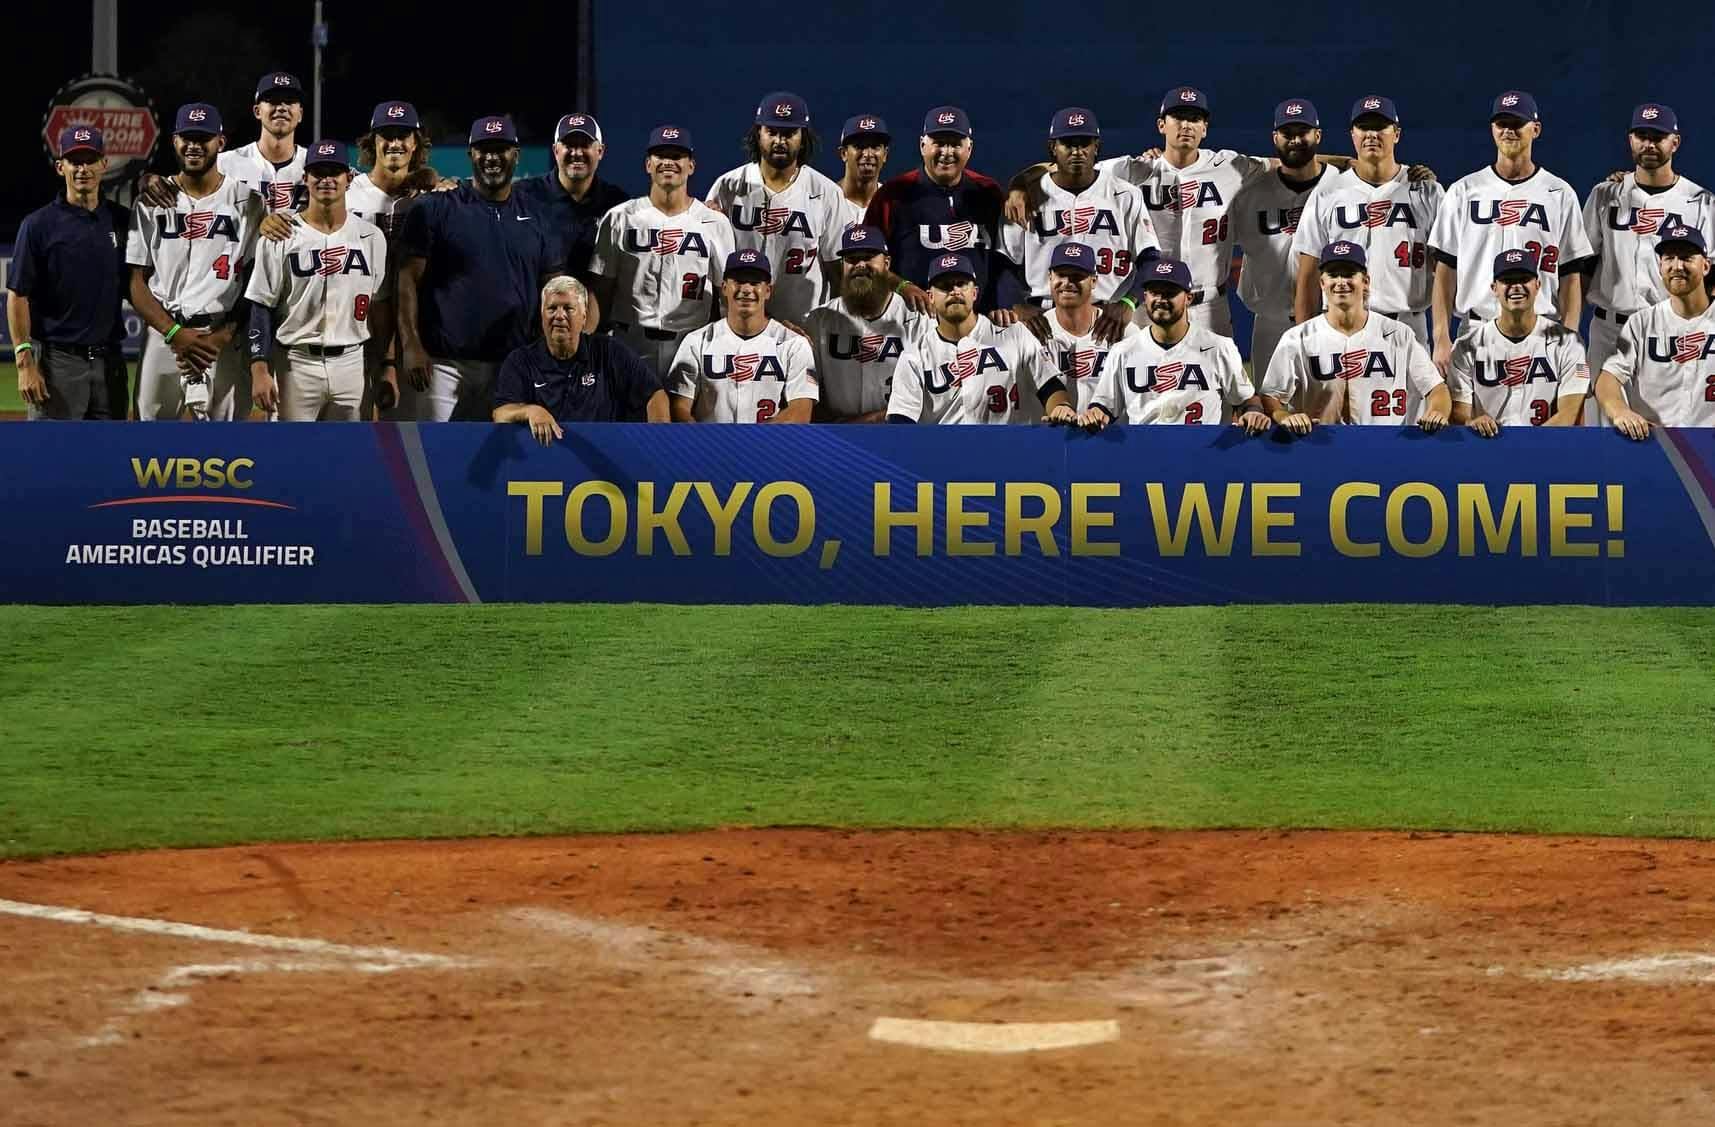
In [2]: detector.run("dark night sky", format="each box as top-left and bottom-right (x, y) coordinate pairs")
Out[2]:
(4, 4), (587, 233)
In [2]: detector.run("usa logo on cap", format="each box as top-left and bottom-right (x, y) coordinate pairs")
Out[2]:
(1505, 250), (1525, 263)
(1067, 112), (1087, 127)
(1332, 242), (1355, 255)
(273, 75), (292, 86)
(1285, 103), (1303, 116)
(1363, 98), (1382, 110)
(1501, 94), (1520, 108)
(1155, 261), (1174, 275)
(317, 143), (338, 158)
(1666, 224), (1691, 238)
(1063, 245), (1085, 258)
(484, 120), (503, 134)
(939, 254), (959, 269)
(386, 105), (406, 119)
(1181, 89), (1198, 101)
(773, 102), (793, 118)
(738, 250), (761, 264)
(937, 112), (957, 126)
(847, 226), (868, 242)
(662, 127), (680, 139)
(859, 117), (877, 130)
(74, 128), (92, 142)
(1641, 107), (1660, 121)
(188, 109), (207, 122)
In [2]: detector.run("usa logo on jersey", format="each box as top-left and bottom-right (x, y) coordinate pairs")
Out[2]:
(1258, 206), (1304, 236)
(1124, 361), (1210, 393)
(161, 211), (237, 241)
(703, 352), (785, 380)
(288, 246), (372, 277)
(1335, 202), (1416, 230)
(1606, 207), (1671, 234)
(1309, 349), (1393, 381)
(623, 228), (712, 256)
(828, 333), (903, 363)
(1646, 332), (1713, 363)
(732, 206), (813, 237)
(1468, 200), (1550, 230)
(1473, 355), (1554, 387)
(1059, 348), (1099, 380)
(920, 221), (976, 251)
(924, 346), (1006, 392)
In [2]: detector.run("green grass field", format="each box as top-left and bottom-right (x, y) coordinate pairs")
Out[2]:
(1, 360), (24, 414)
(2, 604), (1712, 858)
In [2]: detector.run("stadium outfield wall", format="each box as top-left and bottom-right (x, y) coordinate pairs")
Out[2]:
(6, 423), (1714, 605)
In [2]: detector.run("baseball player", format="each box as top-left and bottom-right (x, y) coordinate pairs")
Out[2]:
(1262, 241), (1450, 431)
(126, 103), (266, 421)
(245, 141), (389, 421)
(347, 101), (434, 239)
(864, 106), (1026, 319)
(885, 252), (1073, 425)
(1035, 241), (1140, 413)
(222, 72), (310, 212)
(397, 115), (562, 421)
(1228, 99), (1338, 377)
(1429, 91), (1594, 377)
(1293, 96), (1444, 350)
(590, 125), (735, 378)
(514, 112), (630, 319)
(1078, 256), (1266, 430)
(1448, 248), (1589, 435)
(704, 92), (846, 324)
(836, 115), (891, 228)
(668, 249), (818, 423)
(1594, 223), (1715, 435)
(802, 224), (926, 422)
(1581, 103), (1715, 386)
(1000, 108), (1158, 331)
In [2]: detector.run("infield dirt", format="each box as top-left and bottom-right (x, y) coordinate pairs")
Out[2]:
(3, 829), (1714, 1125)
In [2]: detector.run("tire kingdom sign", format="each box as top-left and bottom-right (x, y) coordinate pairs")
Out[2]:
(41, 74), (159, 183)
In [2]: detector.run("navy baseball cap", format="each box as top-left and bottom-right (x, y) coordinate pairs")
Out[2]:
(1491, 91), (1540, 123)
(840, 114), (890, 144)
(371, 101), (420, 130)
(57, 125), (103, 157)
(756, 91), (810, 128)
(469, 115), (519, 145)
(1139, 256), (1193, 291)
(1049, 107), (1100, 139)
(922, 106), (972, 138)
(1655, 224), (1708, 256)
(1319, 241), (1368, 270)
(1350, 96), (1400, 125)
(647, 124), (694, 153)
(725, 248), (771, 279)
(1492, 247), (1539, 279)
(173, 103), (223, 136)
(305, 139), (350, 170)
(1274, 99), (1319, 129)
(254, 72), (302, 101)
(839, 224), (888, 255)
(1049, 242), (1097, 275)
(556, 113), (602, 142)
(926, 251), (978, 283)
(1630, 103), (1679, 134)
(1160, 87), (1210, 116)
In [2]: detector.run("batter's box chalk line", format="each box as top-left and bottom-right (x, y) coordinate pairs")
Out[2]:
(868, 1017), (1122, 1053)
(0, 897), (481, 1049)
(1537, 952), (1715, 984)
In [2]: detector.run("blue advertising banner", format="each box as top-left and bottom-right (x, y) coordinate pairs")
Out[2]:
(2, 423), (1713, 606)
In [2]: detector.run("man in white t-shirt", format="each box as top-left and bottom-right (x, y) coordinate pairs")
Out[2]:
(1262, 241), (1449, 431)
(1449, 248), (1590, 435)
(668, 248), (818, 423)
(1594, 224), (1715, 436)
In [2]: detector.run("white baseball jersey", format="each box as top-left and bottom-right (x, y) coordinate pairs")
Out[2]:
(668, 318), (819, 423)
(802, 292), (927, 417)
(245, 215), (389, 347)
(704, 163), (846, 322)
(217, 142), (308, 213)
(1262, 313), (1444, 425)
(1100, 150), (1269, 298)
(1228, 169), (1325, 319)
(345, 173), (413, 240)
(836, 195), (868, 230)
(591, 198), (735, 333)
(1448, 318), (1590, 425)
(1294, 167), (1444, 314)
(1001, 171), (1159, 302)
(886, 319), (1055, 424)
(1043, 313), (1139, 411)
(1601, 299), (1715, 427)
(125, 177), (265, 319)
(1092, 323), (1250, 424)
(1581, 174), (1715, 314)
(1428, 165), (1594, 320)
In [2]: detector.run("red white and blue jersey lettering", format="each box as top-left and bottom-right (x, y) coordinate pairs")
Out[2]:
(668, 319), (819, 422)
(1262, 313), (1444, 425)
(885, 319), (1052, 424)
(126, 177), (265, 318)
(706, 163), (847, 322)
(1429, 165), (1594, 320)
(1581, 173), (1715, 314)
(1448, 318), (1589, 425)
(591, 198), (735, 333)
(1294, 168), (1443, 315)
(802, 292), (927, 417)
(1602, 300), (1715, 426)
(1092, 322), (1250, 424)
(1001, 172), (1159, 302)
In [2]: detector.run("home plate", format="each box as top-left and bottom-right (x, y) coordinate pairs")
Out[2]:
(868, 1017), (1121, 1053)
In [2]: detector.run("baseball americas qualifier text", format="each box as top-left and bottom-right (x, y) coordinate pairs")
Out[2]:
(506, 477), (1628, 563)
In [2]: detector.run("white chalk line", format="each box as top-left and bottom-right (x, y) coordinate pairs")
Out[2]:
(1538, 953), (1715, 984)
(869, 1017), (1121, 1053)
(0, 897), (480, 1050)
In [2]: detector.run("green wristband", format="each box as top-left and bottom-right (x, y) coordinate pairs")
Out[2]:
(163, 323), (183, 343)
(13, 342), (33, 355)
(1118, 296), (1138, 311)
(895, 280), (910, 295)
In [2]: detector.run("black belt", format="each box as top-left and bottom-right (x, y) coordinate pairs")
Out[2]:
(1188, 284), (1228, 307)
(616, 323), (679, 341)
(166, 312), (221, 330)
(1593, 306), (1631, 326)
(291, 343), (349, 357)
(43, 341), (117, 359)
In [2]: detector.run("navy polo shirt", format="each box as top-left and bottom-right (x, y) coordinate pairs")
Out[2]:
(8, 195), (129, 346)
(512, 173), (629, 279)
(400, 183), (563, 362)
(494, 334), (662, 422)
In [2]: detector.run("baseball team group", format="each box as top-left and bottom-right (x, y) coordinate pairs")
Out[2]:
(8, 71), (1712, 444)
